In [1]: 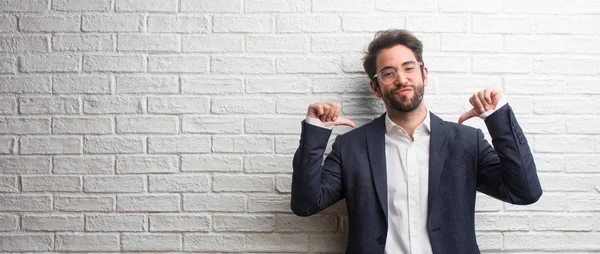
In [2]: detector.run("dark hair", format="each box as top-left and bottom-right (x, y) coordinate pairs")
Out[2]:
(363, 29), (424, 83)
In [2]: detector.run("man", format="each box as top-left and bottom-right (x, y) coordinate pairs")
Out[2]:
(291, 29), (542, 253)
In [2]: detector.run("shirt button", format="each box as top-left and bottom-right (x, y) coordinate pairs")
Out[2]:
(377, 236), (385, 244)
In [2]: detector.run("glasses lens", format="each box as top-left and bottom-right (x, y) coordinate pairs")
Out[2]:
(403, 62), (419, 74)
(380, 69), (396, 84)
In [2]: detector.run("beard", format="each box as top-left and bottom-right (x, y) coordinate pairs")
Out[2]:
(383, 83), (425, 113)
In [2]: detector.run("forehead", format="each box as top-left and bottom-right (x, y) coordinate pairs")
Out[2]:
(375, 44), (417, 71)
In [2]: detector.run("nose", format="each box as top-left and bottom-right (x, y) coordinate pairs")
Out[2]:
(395, 71), (409, 85)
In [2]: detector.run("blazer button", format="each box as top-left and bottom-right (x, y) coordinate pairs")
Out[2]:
(377, 236), (385, 244)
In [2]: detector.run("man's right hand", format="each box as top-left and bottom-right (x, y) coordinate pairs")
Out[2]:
(307, 102), (356, 128)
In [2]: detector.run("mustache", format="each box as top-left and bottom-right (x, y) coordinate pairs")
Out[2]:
(391, 85), (416, 93)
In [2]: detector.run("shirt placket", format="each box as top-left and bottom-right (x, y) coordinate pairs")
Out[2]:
(407, 138), (420, 253)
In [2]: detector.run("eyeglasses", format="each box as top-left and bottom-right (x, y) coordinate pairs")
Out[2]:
(373, 61), (423, 85)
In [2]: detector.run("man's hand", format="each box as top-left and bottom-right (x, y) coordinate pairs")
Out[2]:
(307, 102), (356, 128)
(458, 88), (503, 124)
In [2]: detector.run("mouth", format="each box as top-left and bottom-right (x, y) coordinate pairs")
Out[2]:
(394, 87), (413, 96)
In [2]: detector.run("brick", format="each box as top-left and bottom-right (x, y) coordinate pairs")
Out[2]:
(246, 77), (309, 94)
(86, 214), (146, 231)
(535, 16), (596, 34)
(276, 96), (337, 114)
(535, 135), (594, 153)
(244, 155), (293, 174)
(341, 96), (386, 114)
(406, 14), (468, 33)
(277, 15), (340, 33)
(212, 56), (272, 74)
(0, 175), (16, 192)
(0, 214), (17, 231)
(83, 54), (145, 72)
(0, 76), (51, 94)
(0, 234), (53, 252)
(122, 233), (181, 251)
(184, 234), (244, 252)
(116, 0), (177, 12)
(438, 76), (501, 94)
(567, 36), (600, 53)
(342, 15), (405, 32)
(214, 215), (275, 232)
(0, 96), (16, 114)
(116, 75), (178, 94)
(540, 173), (595, 191)
(246, 0), (308, 12)
(116, 155), (178, 174)
(246, 233), (308, 252)
(0, 195), (51, 212)
(245, 117), (300, 135)
(246, 35), (308, 53)
(82, 14), (144, 32)
(567, 118), (600, 134)
(475, 214), (530, 231)
(149, 214), (210, 231)
(475, 193), (502, 212)
(182, 35), (242, 52)
(0, 15), (17, 32)
(0, 137), (12, 155)
(473, 16), (533, 34)
(19, 15), (79, 32)
(53, 75), (111, 94)
(148, 135), (209, 154)
(182, 0), (241, 12)
(55, 233), (119, 252)
(0, 0), (48, 12)
(276, 175), (292, 193)
(472, 56), (532, 74)
(22, 214), (83, 231)
(20, 136), (81, 155)
(116, 116), (178, 134)
(53, 0), (111, 11)
(534, 98), (595, 115)
(440, 0), (502, 12)
(182, 155), (242, 172)
(148, 17), (208, 35)
(53, 117), (112, 134)
(22, 175), (81, 192)
(0, 35), (47, 52)
(569, 194), (600, 211)
(84, 136), (144, 154)
(117, 34), (179, 52)
(248, 195), (289, 212)
(309, 234), (346, 252)
(276, 57), (340, 74)
(149, 175), (209, 193)
(19, 97), (78, 115)
(533, 214), (594, 231)
(54, 195), (114, 212)
(441, 34), (502, 52)
(276, 214), (337, 232)
(569, 1), (600, 13)
(149, 55), (207, 73)
(312, 35), (370, 53)
(183, 194), (245, 212)
(535, 57), (598, 75)
(117, 194), (180, 212)
(504, 77), (563, 95)
(213, 136), (274, 153)
(0, 55), (16, 73)
(84, 175), (145, 193)
(20, 53), (80, 73)
(148, 96), (209, 114)
(213, 175), (273, 192)
(475, 233), (502, 251)
(568, 78), (600, 94)
(0, 156), (50, 174)
(564, 155), (600, 173)
(182, 116), (243, 134)
(516, 117), (565, 134)
(506, 35), (566, 53)
(53, 34), (113, 52)
(505, 0), (567, 13)
(54, 156), (113, 174)
(214, 16), (272, 33)
(181, 77), (243, 94)
(504, 233), (600, 250)
(312, 76), (372, 94)
(534, 154), (564, 172)
(505, 193), (567, 212)
(315, 0), (374, 12)
(426, 54), (470, 73)
(212, 97), (274, 114)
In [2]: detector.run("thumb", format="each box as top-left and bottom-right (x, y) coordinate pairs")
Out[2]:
(458, 109), (478, 125)
(324, 118), (356, 128)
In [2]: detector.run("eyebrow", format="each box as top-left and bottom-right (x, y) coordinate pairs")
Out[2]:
(378, 60), (419, 72)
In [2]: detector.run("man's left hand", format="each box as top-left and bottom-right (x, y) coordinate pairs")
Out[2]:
(458, 88), (503, 124)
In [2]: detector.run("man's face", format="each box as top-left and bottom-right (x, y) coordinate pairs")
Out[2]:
(371, 44), (428, 113)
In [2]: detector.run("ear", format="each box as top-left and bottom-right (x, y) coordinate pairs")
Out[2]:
(370, 80), (382, 98)
(422, 66), (429, 87)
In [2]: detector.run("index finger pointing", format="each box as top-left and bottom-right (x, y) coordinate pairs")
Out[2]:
(458, 108), (478, 125)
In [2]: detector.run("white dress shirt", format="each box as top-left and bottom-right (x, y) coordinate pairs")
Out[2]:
(304, 99), (507, 253)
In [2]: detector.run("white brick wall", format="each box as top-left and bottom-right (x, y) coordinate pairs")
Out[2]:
(0, 0), (598, 253)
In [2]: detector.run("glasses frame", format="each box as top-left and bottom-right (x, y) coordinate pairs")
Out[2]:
(372, 61), (424, 85)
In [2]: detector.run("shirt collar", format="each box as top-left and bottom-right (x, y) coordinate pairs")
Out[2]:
(384, 108), (431, 135)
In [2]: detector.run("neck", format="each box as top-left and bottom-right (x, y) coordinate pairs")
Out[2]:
(387, 102), (427, 139)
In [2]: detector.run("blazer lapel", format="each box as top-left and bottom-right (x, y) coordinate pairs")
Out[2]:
(366, 113), (388, 220)
(427, 113), (450, 219)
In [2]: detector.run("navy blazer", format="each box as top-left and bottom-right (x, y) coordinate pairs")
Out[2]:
(291, 105), (542, 254)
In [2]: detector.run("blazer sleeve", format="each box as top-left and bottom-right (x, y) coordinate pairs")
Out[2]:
(476, 104), (543, 205)
(291, 120), (344, 216)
